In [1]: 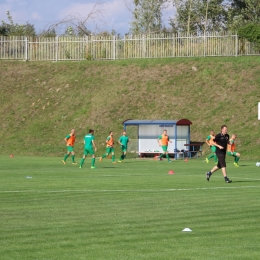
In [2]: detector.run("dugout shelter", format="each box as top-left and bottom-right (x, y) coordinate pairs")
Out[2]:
(122, 119), (192, 158)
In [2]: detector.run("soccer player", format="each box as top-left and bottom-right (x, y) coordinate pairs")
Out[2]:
(62, 128), (77, 165)
(206, 125), (232, 183)
(79, 129), (97, 169)
(227, 134), (241, 167)
(205, 130), (217, 164)
(100, 131), (116, 163)
(118, 130), (129, 162)
(158, 129), (172, 162)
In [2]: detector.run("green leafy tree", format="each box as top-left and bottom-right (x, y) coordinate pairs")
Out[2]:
(0, 24), (8, 36)
(227, 0), (260, 31)
(171, 0), (227, 33)
(238, 23), (260, 49)
(0, 11), (36, 36)
(130, 0), (168, 34)
(38, 28), (57, 37)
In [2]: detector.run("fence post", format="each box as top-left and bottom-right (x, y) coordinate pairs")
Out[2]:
(203, 33), (206, 57)
(85, 36), (88, 60)
(235, 34), (238, 57)
(142, 34), (146, 58)
(55, 36), (58, 62)
(124, 35), (126, 59)
(25, 36), (28, 61)
(113, 35), (116, 60)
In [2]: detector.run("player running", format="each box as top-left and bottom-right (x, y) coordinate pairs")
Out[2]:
(62, 129), (77, 165)
(227, 134), (241, 167)
(158, 129), (172, 162)
(79, 129), (97, 169)
(118, 130), (129, 163)
(100, 131), (116, 163)
(205, 130), (217, 164)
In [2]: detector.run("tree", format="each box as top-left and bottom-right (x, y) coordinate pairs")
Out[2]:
(0, 11), (36, 36)
(170, 0), (227, 34)
(0, 24), (8, 36)
(238, 23), (260, 49)
(38, 28), (57, 37)
(129, 0), (169, 34)
(227, 0), (260, 31)
(45, 0), (104, 36)
(242, 0), (260, 23)
(169, 0), (186, 33)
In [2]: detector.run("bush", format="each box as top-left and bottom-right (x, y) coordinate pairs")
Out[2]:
(238, 23), (260, 49)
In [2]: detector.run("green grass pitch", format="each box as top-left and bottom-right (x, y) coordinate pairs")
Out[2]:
(1, 155), (260, 260)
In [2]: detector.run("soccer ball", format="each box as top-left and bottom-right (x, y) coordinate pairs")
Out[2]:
(256, 162), (260, 167)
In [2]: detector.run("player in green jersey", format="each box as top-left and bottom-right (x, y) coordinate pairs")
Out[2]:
(62, 129), (77, 165)
(158, 130), (172, 162)
(79, 129), (97, 169)
(227, 134), (241, 167)
(100, 131), (116, 163)
(205, 130), (217, 164)
(118, 130), (129, 163)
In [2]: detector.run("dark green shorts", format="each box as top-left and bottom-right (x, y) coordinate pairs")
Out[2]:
(121, 145), (127, 153)
(83, 147), (95, 156)
(106, 147), (115, 154)
(162, 145), (168, 152)
(227, 151), (237, 156)
(210, 146), (216, 153)
(67, 146), (74, 152)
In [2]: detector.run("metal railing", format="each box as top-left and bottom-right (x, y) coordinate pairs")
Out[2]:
(0, 33), (259, 61)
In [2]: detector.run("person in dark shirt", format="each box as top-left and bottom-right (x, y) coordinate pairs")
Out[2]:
(206, 125), (232, 183)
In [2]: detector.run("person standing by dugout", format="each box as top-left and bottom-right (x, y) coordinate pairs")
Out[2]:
(158, 129), (172, 162)
(206, 125), (232, 183)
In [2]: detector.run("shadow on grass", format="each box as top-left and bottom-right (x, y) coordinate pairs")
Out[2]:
(236, 164), (251, 167)
(233, 180), (260, 183)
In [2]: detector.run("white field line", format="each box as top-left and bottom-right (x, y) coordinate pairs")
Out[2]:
(1, 185), (260, 193)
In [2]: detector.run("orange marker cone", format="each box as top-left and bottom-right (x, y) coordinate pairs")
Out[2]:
(168, 170), (174, 175)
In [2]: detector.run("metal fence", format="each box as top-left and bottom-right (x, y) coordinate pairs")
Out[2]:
(0, 33), (259, 61)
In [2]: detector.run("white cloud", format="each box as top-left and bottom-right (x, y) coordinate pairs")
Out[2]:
(31, 12), (42, 20)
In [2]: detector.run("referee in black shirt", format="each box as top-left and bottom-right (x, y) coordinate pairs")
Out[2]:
(206, 125), (232, 183)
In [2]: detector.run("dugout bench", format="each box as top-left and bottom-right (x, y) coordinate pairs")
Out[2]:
(184, 143), (203, 158)
(137, 151), (188, 160)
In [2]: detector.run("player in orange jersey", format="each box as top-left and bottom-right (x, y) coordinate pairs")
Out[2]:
(62, 129), (77, 165)
(158, 130), (172, 162)
(205, 130), (217, 164)
(100, 131), (116, 163)
(227, 134), (241, 167)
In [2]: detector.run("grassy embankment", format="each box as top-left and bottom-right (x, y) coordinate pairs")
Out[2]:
(0, 57), (259, 159)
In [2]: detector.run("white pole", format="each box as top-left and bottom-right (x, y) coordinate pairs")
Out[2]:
(235, 34), (238, 57)
(113, 35), (116, 60)
(25, 36), (28, 61)
(258, 102), (260, 120)
(55, 36), (58, 62)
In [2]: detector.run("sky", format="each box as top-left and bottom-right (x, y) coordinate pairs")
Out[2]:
(0, 0), (175, 35)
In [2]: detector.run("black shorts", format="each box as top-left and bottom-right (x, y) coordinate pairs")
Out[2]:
(217, 153), (226, 168)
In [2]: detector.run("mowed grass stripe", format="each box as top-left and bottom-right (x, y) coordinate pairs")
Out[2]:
(1, 184), (260, 194)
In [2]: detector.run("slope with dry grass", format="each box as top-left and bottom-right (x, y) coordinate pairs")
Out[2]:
(0, 57), (259, 159)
